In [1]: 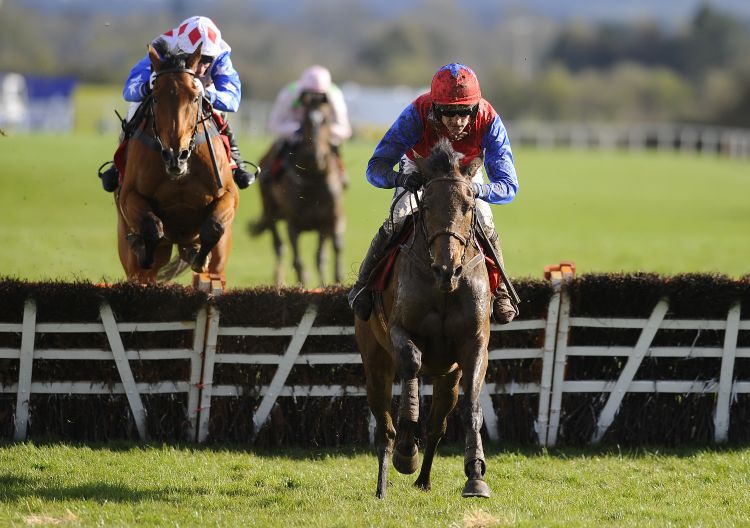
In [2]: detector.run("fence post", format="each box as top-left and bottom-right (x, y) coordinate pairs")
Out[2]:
(197, 306), (221, 443)
(545, 265), (574, 447)
(714, 302), (741, 443)
(13, 299), (36, 441)
(536, 272), (564, 446)
(187, 307), (208, 442)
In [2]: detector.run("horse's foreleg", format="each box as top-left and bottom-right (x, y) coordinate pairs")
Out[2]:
(119, 189), (164, 270)
(287, 225), (307, 286)
(389, 324), (422, 475)
(415, 367), (461, 491)
(367, 355), (397, 499)
(316, 231), (329, 287)
(192, 192), (236, 273)
(458, 346), (491, 498)
(269, 223), (285, 287)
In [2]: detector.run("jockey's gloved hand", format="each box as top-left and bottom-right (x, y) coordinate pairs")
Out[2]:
(193, 78), (205, 98)
(396, 170), (423, 193)
(149, 71), (157, 91)
(472, 182), (483, 198)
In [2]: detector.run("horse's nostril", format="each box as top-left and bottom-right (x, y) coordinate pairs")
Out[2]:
(453, 266), (463, 278)
(161, 149), (171, 162)
(178, 149), (190, 161)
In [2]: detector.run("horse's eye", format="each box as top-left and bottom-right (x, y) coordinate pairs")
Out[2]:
(193, 96), (200, 104)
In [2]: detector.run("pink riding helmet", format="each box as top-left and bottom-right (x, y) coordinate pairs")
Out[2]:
(299, 65), (332, 93)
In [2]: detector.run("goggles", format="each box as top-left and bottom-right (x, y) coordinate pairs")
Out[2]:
(199, 55), (214, 65)
(434, 104), (478, 118)
(300, 91), (328, 106)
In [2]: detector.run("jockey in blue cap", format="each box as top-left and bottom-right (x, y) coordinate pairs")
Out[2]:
(97, 16), (255, 192)
(348, 63), (519, 324)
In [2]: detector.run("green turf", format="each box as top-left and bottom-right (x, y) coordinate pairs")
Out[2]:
(2, 442), (750, 527)
(0, 132), (748, 286)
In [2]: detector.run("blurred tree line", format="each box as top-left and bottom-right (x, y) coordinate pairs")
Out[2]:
(1, 0), (749, 126)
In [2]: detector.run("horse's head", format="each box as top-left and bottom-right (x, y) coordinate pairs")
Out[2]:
(148, 39), (205, 179)
(297, 91), (332, 173)
(415, 138), (484, 293)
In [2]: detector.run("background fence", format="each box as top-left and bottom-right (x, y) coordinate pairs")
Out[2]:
(1, 272), (749, 446)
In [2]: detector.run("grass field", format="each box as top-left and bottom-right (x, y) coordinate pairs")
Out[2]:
(2, 442), (750, 527)
(0, 131), (748, 286)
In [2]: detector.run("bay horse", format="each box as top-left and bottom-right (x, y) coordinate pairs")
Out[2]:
(116, 40), (238, 284)
(355, 138), (492, 499)
(250, 94), (345, 287)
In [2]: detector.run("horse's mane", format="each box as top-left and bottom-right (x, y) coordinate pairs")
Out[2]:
(152, 38), (191, 70)
(427, 137), (463, 175)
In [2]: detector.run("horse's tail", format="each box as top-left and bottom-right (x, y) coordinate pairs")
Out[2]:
(156, 251), (191, 282)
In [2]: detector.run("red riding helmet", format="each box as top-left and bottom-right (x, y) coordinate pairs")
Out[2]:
(430, 63), (481, 106)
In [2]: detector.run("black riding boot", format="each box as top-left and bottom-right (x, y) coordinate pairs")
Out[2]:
(348, 224), (393, 321)
(486, 230), (518, 324)
(97, 161), (119, 192)
(224, 122), (256, 189)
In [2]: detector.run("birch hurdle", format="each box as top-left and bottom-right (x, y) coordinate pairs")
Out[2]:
(0, 299), (207, 441)
(546, 288), (749, 446)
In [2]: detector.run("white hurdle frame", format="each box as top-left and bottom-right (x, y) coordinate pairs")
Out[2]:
(1, 299), (206, 442)
(195, 284), (563, 444)
(546, 284), (749, 446)
(3, 281), (747, 446)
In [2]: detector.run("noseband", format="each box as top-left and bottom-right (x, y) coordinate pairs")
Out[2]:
(418, 176), (479, 270)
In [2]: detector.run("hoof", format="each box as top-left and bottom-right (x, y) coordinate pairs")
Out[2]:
(392, 447), (419, 475)
(462, 479), (491, 498)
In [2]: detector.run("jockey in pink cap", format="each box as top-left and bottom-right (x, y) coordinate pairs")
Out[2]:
(349, 63), (519, 324)
(258, 65), (352, 186)
(97, 16), (256, 192)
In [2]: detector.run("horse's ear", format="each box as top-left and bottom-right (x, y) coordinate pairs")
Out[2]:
(413, 156), (429, 177)
(148, 45), (162, 71)
(187, 43), (202, 69)
(462, 155), (484, 179)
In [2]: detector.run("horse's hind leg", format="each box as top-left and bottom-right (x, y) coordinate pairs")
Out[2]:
(414, 368), (461, 491)
(287, 224), (308, 286)
(316, 231), (329, 287)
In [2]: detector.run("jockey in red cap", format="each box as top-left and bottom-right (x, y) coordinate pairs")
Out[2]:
(97, 16), (256, 192)
(348, 63), (519, 324)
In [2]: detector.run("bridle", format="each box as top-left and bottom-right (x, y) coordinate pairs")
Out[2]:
(149, 67), (212, 168)
(417, 176), (479, 270)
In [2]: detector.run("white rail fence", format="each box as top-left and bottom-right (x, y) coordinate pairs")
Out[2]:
(1, 277), (748, 446)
